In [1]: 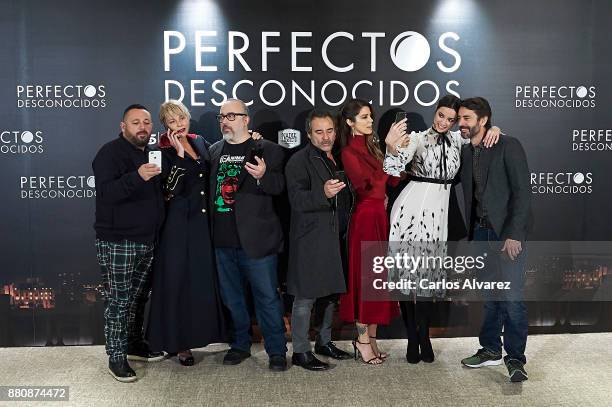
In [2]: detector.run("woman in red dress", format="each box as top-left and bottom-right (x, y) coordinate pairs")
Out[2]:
(338, 99), (405, 364)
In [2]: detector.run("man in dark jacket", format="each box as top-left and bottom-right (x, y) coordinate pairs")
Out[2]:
(209, 98), (288, 371)
(92, 104), (165, 383)
(457, 97), (532, 382)
(285, 109), (354, 371)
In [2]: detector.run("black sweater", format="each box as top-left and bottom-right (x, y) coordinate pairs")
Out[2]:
(92, 134), (164, 244)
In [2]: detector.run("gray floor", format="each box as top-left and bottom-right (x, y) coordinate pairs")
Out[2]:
(1, 333), (610, 407)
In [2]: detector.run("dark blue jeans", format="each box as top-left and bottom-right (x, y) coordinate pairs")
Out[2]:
(215, 248), (287, 356)
(473, 226), (528, 364)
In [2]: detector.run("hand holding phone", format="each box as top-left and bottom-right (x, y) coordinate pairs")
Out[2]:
(334, 170), (347, 184)
(148, 151), (162, 169)
(386, 113), (409, 153)
(247, 146), (264, 165)
(394, 111), (407, 124)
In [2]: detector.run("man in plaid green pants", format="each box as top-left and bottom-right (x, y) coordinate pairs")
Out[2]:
(92, 104), (166, 382)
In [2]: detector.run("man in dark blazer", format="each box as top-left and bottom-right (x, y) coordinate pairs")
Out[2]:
(209, 98), (287, 371)
(285, 109), (354, 371)
(457, 97), (532, 382)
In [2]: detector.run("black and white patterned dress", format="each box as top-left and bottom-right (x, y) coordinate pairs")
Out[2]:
(383, 128), (469, 297)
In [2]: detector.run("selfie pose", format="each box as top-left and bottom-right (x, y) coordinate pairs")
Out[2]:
(383, 94), (500, 364)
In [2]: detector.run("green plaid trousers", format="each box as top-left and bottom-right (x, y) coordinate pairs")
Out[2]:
(96, 239), (154, 361)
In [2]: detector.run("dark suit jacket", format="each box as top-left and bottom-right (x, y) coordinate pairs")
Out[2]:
(460, 134), (533, 241)
(209, 138), (285, 259)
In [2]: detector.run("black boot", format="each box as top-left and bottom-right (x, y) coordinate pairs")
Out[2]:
(417, 301), (434, 363)
(406, 341), (420, 364)
(400, 301), (421, 364)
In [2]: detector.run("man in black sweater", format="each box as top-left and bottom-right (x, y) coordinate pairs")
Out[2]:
(92, 104), (165, 382)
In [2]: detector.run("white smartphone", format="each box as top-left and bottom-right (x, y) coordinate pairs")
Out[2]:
(148, 151), (162, 169)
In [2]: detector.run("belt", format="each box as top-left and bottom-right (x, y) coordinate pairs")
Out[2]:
(475, 217), (493, 228)
(409, 176), (448, 185)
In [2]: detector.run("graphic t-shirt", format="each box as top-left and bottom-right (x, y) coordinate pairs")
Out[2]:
(213, 141), (248, 247)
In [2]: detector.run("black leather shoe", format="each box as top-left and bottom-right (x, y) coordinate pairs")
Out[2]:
(292, 351), (331, 371)
(108, 359), (137, 383)
(314, 342), (352, 360)
(223, 348), (251, 365)
(269, 354), (288, 372)
(127, 346), (165, 362)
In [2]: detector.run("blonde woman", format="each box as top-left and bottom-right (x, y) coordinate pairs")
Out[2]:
(146, 100), (228, 365)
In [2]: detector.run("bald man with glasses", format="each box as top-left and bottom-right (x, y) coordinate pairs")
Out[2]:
(209, 98), (288, 371)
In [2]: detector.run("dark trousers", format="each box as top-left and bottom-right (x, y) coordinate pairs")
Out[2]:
(291, 295), (336, 353)
(215, 248), (287, 356)
(473, 225), (528, 364)
(96, 239), (154, 362)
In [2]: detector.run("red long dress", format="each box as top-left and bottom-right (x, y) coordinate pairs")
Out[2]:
(339, 135), (400, 324)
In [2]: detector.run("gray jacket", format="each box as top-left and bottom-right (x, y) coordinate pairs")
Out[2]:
(460, 134), (533, 241)
(285, 142), (353, 298)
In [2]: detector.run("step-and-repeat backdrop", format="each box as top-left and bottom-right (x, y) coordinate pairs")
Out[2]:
(1, 0), (611, 346)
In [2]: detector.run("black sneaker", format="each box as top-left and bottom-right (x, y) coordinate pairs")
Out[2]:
(506, 358), (528, 382)
(108, 359), (137, 383)
(222, 348), (251, 365)
(127, 345), (165, 362)
(269, 354), (288, 372)
(461, 348), (503, 368)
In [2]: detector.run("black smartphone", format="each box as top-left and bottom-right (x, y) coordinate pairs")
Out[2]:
(334, 170), (347, 183)
(247, 146), (264, 165)
(395, 111), (407, 124)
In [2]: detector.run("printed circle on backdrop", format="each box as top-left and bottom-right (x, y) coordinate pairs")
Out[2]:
(576, 86), (588, 98)
(20, 131), (34, 143)
(84, 85), (97, 98)
(390, 31), (431, 72)
(573, 173), (585, 184)
(87, 176), (96, 188)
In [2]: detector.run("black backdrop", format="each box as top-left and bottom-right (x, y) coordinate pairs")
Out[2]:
(1, 0), (611, 346)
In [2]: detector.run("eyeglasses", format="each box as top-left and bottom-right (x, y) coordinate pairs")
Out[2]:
(216, 112), (247, 122)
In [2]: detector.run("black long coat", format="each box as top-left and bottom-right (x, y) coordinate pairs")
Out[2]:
(147, 134), (228, 353)
(285, 142), (350, 298)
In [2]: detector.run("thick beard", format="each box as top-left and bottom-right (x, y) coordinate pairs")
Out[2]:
(460, 125), (480, 139)
(468, 124), (481, 139)
(125, 132), (150, 148)
(222, 132), (234, 142)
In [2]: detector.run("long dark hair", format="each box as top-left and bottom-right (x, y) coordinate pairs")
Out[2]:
(338, 99), (384, 162)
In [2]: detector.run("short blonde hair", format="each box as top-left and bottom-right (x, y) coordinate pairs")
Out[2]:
(159, 99), (191, 128)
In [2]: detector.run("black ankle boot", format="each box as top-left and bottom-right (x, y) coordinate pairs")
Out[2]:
(406, 341), (420, 364)
(418, 326), (434, 363)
